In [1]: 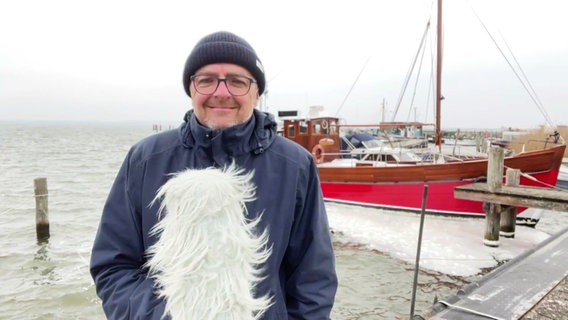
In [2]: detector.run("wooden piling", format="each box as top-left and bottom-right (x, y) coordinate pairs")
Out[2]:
(500, 169), (521, 238)
(34, 177), (50, 242)
(483, 202), (501, 247)
(487, 147), (504, 193)
(483, 148), (504, 247)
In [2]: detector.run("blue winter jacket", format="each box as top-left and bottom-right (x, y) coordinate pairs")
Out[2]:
(90, 110), (338, 319)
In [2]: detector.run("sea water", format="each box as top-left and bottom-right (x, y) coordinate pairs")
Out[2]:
(1, 122), (566, 319)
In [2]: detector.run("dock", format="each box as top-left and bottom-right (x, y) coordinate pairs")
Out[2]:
(413, 147), (568, 319)
(454, 183), (568, 213)
(417, 225), (568, 319)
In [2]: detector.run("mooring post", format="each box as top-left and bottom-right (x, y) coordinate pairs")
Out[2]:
(409, 185), (429, 318)
(483, 147), (504, 247)
(500, 169), (520, 238)
(34, 177), (50, 242)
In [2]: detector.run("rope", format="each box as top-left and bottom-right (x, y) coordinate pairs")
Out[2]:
(438, 300), (505, 320)
(392, 20), (431, 122)
(503, 165), (567, 190)
(466, 0), (556, 129)
(335, 56), (371, 118)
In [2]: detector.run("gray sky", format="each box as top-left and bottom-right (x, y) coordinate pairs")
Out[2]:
(1, 0), (567, 129)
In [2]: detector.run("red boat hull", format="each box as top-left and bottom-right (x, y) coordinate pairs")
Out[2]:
(321, 168), (562, 217)
(319, 146), (564, 216)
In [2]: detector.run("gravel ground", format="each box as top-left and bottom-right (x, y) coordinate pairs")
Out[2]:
(521, 276), (568, 320)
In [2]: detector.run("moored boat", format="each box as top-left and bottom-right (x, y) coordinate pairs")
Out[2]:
(278, 0), (566, 224)
(282, 115), (566, 221)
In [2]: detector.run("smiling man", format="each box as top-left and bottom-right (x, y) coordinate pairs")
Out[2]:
(90, 31), (338, 319)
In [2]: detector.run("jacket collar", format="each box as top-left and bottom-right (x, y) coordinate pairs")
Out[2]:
(180, 109), (277, 157)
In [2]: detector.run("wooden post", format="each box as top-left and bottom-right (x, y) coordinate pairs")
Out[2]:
(505, 168), (521, 187)
(34, 177), (50, 242)
(483, 147), (504, 247)
(500, 169), (520, 238)
(487, 147), (504, 193)
(483, 202), (501, 247)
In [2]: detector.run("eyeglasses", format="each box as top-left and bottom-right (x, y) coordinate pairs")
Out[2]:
(190, 74), (257, 96)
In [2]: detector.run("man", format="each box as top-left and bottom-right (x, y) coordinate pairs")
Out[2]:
(90, 31), (338, 319)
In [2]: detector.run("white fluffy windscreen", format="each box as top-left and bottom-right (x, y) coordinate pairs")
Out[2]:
(145, 164), (273, 320)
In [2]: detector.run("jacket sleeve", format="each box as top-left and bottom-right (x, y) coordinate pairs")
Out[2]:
(89, 150), (167, 320)
(285, 159), (338, 319)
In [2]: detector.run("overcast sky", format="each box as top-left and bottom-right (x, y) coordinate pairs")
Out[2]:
(1, 0), (567, 129)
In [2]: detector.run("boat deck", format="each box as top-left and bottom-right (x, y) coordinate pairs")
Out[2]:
(418, 225), (568, 319)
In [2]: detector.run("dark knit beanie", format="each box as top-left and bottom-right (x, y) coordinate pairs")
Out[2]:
(182, 31), (265, 97)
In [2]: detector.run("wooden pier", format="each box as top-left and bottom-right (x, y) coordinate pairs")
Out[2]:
(454, 147), (568, 247)
(455, 182), (568, 212)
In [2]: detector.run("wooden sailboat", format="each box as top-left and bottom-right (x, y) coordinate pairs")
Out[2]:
(281, 0), (566, 224)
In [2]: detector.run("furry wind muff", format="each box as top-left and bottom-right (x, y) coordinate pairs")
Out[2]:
(145, 164), (273, 319)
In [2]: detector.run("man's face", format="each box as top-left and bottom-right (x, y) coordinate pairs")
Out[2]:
(189, 63), (259, 130)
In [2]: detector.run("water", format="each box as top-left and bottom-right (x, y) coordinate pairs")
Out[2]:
(0, 122), (145, 320)
(1, 122), (566, 319)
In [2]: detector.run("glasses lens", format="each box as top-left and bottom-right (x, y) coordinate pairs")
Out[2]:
(192, 75), (252, 96)
(193, 75), (217, 95)
(226, 76), (249, 96)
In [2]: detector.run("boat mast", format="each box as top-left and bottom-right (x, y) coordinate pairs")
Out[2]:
(435, 0), (443, 152)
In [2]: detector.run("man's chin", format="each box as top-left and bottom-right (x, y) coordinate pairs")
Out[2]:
(204, 119), (239, 130)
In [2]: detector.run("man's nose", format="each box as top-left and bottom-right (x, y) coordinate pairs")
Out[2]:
(213, 79), (231, 96)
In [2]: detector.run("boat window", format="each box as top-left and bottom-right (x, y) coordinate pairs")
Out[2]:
(313, 121), (321, 134)
(363, 140), (382, 148)
(287, 125), (295, 137)
(330, 121), (337, 133)
(299, 120), (308, 134)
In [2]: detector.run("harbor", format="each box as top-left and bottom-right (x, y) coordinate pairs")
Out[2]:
(2, 0), (568, 318)
(1, 122), (567, 319)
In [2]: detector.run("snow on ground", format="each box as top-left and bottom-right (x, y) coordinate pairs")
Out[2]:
(326, 202), (552, 277)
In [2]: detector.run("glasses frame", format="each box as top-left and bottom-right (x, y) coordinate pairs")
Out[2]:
(190, 74), (257, 96)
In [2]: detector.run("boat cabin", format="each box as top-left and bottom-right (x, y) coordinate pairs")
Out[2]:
(281, 117), (341, 163)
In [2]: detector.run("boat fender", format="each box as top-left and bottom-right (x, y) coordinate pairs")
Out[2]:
(312, 144), (325, 164)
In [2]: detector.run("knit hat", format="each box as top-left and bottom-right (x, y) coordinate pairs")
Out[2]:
(182, 31), (266, 97)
